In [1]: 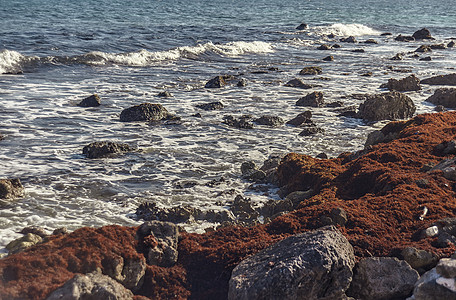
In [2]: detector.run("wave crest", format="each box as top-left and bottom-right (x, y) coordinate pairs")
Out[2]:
(313, 23), (381, 37)
(0, 49), (37, 74)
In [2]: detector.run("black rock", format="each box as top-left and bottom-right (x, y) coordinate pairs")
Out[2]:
(332, 44), (341, 48)
(157, 91), (173, 98)
(284, 78), (315, 89)
(237, 78), (247, 87)
(364, 39), (378, 44)
(77, 94), (101, 107)
(299, 125), (324, 136)
(351, 49), (365, 53)
(357, 91), (416, 122)
(323, 55), (334, 61)
(296, 23), (308, 30)
(120, 103), (173, 122)
(296, 91), (324, 107)
(420, 56), (432, 61)
(335, 105), (358, 118)
(317, 44), (332, 50)
(448, 41), (456, 48)
(426, 88), (456, 108)
(413, 28), (433, 40)
(381, 32), (392, 36)
(316, 153), (328, 159)
(195, 101), (224, 111)
(223, 115), (254, 129)
(430, 44), (447, 50)
(340, 36), (356, 43)
(415, 45), (432, 53)
(395, 34), (415, 42)
(205, 75), (235, 88)
(82, 141), (135, 159)
(254, 115), (284, 127)
(286, 111), (313, 127)
(299, 66), (322, 75)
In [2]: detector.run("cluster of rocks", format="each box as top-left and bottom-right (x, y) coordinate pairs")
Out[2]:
(5, 226), (67, 256)
(0, 178), (24, 201)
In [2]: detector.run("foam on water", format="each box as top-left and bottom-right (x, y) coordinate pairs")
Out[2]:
(0, 49), (37, 74)
(312, 23), (382, 37)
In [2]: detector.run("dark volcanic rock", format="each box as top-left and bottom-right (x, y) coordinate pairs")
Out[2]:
(410, 266), (456, 299)
(119, 103), (173, 122)
(395, 34), (415, 42)
(317, 44), (332, 50)
(449, 41), (456, 48)
(0, 178), (24, 200)
(195, 101), (224, 111)
(413, 28), (433, 40)
(77, 94), (100, 107)
(299, 66), (322, 75)
(421, 74), (456, 86)
(82, 141), (134, 159)
(402, 247), (439, 271)
(254, 115), (284, 127)
(364, 39), (378, 44)
(296, 91), (324, 107)
(46, 271), (134, 300)
(357, 91), (416, 122)
(299, 125), (324, 136)
(228, 226), (355, 300)
(431, 44), (447, 50)
(157, 91), (173, 98)
(426, 88), (456, 108)
(284, 78), (315, 89)
(415, 45), (432, 53)
(205, 75), (234, 88)
(347, 257), (419, 300)
(323, 55), (334, 61)
(420, 56), (432, 61)
(296, 23), (308, 30)
(286, 111), (313, 127)
(391, 53), (404, 60)
(237, 78), (247, 87)
(340, 36), (357, 43)
(223, 115), (254, 129)
(386, 74), (421, 91)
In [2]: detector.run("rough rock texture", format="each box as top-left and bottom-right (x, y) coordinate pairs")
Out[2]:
(421, 74), (456, 86)
(286, 111), (313, 127)
(436, 258), (456, 278)
(223, 115), (254, 129)
(395, 35), (415, 42)
(46, 271), (134, 300)
(410, 268), (456, 299)
(205, 75), (234, 88)
(299, 66), (322, 75)
(137, 221), (179, 267)
(6, 233), (43, 254)
(413, 28), (433, 40)
(340, 36), (357, 43)
(402, 247), (439, 271)
(347, 257), (419, 299)
(299, 125), (325, 136)
(228, 226), (355, 300)
(296, 91), (324, 107)
(284, 78), (315, 89)
(0, 178), (24, 200)
(254, 115), (284, 127)
(77, 94), (101, 107)
(426, 88), (456, 108)
(195, 101), (224, 111)
(119, 103), (172, 122)
(82, 141), (135, 159)
(358, 91), (416, 121)
(386, 74), (421, 92)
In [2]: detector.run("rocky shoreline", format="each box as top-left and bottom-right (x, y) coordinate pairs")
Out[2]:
(3, 111), (456, 299)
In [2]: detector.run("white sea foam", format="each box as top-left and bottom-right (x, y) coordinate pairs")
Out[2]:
(0, 49), (35, 74)
(313, 23), (381, 37)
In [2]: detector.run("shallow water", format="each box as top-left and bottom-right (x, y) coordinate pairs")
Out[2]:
(1, 0), (456, 250)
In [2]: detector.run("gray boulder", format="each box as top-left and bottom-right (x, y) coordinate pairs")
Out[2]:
(386, 74), (421, 92)
(421, 74), (456, 86)
(426, 88), (456, 108)
(101, 255), (146, 291)
(119, 103), (173, 122)
(413, 28), (433, 40)
(6, 233), (42, 254)
(82, 141), (134, 159)
(137, 221), (179, 267)
(78, 94), (101, 107)
(228, 226), (355, 300)
(402, 247), (439, 271)
(46, 271), (134, 300)
(436, 258), (456, 278)
(0, 178), (24, 200)
(357, 91), (416, 122)
(409, 267), (456, 300)
(347, 257), (419, 300)
(296, 91), (324, 107)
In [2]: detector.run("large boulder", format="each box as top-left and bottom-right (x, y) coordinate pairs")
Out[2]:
(77, 94), (101, 107)
(409, 261), (456, 300)
(426, 88), (456, 108)
(347, 257), (419, 300)
(46, 271), (134, 300)
(0, 178), (24, 200)
(119, 103), (173, 122)
(296, 91), (324, 107)
(386, 74), (421, 92)
(228, 226), (355, 300)
(137, 221), (179, 267)
(421, 74), (456, 86)
(413, 28), (433, 40)
(357, 91), (416, 122)
(82, 141), (135, 159)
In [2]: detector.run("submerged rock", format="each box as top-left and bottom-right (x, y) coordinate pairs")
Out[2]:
(299, 66), (322, 75)
(77, 94), (101, 107)
(228, 226), (355, 300)
(426, 88), (456, 108)
(357, 91), (416, 122)
(205, 75), (234, 88)
(386, 74), (421, 91)
(286, 111), (313, 126)
(195, 101), (224, 111)
(323, 55), (334, 61)
(0, 178), (24, 200)
(317, 44), (332, 50)
(253, 115), (284, 127)
(223, 115), (254, 129)
(296, 91), (324, 107)
(119, 103), (174, 122)
(395, 34), (415, 42)
(415, 45), (432, 53)
(296, 23), (308, 30)
(157, 91), (173, 98)
(284, 78), (315, 89)
(82, 141), (135, 159)
(421, 74), (456, 86)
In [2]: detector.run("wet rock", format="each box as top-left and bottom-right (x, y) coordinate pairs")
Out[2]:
(413, 28), (433, 40)
(449, 41), (456, 48)
(347, 257), (419, 300)
(395, 34), (415, 42)
(299, 66), (322, 75)
(199, 209), (235, 223)
(364, 39), (378, 44)
(254, 115), (284, 127)
(20, 226), (48, 238)
(326, 101), (344, 107)
(284, 78), (315, 89)
(323, 55), (334, 61)
(286, 111), (313, 126)
(415, 45), (433, 53)
(299, 125), (325, 136)
(260, 199), (293, 219)
(205, 75), (234, 88)
(386, 74), (421, 92)
(228, 226), (355, 300)
(119, 103), (174, 122)
(296, 91), (324, 107)
(0, 178), (24, 200)
(357, 91), (416, 122)
(335, 105), (358, 118)
(260, 155), (283, 172)
(157, 91), (173, 98)
(6, 233), (42, 254)
(237, 78), (247, 87)
(284, 189), (315, 207)
(436, 105), (446, 112)
(426, 88), (456, 108)
(230, 195), (258, 223)
(77, 94), (101, 107)
(138, 221), (179, 267)
(420, 56), (432, 61)
(241, 161), (258, 177)
(402, 247), (439, 271)
(46, 271), (134, 300)
(82, 141), (135, 159)
(381, 32), (392, 36)
(296, 23), (308, 30)
(431, 44), (447, 50)
(53, 227), (68, 235)
(223, 115), (254, 129)
(332, 43), (341, 48)
(409, 267), (456, 299)
(195, 101), (224, 111)
(421, 74), (456, 86)
(317, 44), (332, 50)
(340, 36), (356, 43)
(352, 48), (365, 53)
(391, 53), (405, 60)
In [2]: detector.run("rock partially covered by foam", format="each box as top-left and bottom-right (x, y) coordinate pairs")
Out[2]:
(77, 94), (101, 107)
(82, 141), (135, 159)
(0, 178), (24, 200)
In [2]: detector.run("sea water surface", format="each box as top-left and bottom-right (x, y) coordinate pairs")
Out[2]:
(1, 0), (456, 250)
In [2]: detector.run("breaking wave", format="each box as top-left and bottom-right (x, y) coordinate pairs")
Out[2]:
(312, 23), (381, 37)
(0, 49), (38, 74)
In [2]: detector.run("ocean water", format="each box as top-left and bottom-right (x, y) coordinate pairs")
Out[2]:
(1, 0), (456, 250)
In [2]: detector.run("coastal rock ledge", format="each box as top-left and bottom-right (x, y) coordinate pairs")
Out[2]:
(5, 112), (456, 299)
